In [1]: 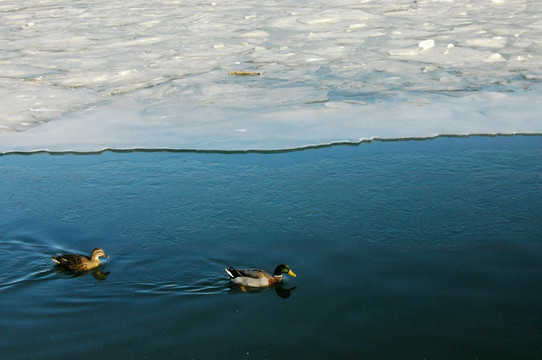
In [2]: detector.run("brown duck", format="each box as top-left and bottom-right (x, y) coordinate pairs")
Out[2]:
(52, 248), (109, 271)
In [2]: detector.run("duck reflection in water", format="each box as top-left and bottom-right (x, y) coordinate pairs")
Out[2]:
(228, 282), (297, 298)
(54, 267), (111, 280)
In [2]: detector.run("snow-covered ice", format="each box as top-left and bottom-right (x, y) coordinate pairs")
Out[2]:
(1, 0), (541, 152)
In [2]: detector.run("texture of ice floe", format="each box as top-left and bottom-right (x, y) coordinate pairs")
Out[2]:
(1, 0), (541, 152)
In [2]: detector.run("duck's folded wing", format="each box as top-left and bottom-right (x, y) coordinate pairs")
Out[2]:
(237, 269), (268, 278)
(53, 254), (85, 266)
(227, 268), (267, 279)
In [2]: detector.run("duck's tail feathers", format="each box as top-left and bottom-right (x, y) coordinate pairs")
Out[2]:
(225, 267), (241, 279)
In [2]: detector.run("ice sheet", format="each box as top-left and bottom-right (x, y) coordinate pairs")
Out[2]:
(1, 0), (541, 152)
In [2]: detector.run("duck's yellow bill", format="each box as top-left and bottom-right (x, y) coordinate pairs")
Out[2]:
(288, 269), (297, 277)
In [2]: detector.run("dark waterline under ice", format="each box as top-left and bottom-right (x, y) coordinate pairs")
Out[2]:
(1, 136), (541, 359)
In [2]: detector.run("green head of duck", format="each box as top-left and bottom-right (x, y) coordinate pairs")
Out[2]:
(274, 264), (296, 278)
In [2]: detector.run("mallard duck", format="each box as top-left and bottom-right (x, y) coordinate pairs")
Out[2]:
(225, 264), (296, 288)
(52, 248), (109, 271)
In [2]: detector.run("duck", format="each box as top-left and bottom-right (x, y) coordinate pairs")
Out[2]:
(52, 248), (109, 271)
(225, 264), (296, 288)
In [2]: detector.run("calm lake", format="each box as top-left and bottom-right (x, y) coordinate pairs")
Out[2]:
(1, 136), (541, 359)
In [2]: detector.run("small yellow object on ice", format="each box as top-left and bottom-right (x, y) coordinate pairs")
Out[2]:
(228, 71), (262, 76)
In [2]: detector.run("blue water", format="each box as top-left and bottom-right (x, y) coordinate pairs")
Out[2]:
(1, 136), (541, 359)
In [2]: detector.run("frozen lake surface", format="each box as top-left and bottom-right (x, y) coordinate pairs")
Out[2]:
(1, 0), (542, 152)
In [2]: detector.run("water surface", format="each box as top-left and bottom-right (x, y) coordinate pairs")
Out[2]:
(1, 136), (541, 359)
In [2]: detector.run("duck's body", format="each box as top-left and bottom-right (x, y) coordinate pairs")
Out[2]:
(226, 264), (296, 288)
(52, 248), (108, 271)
